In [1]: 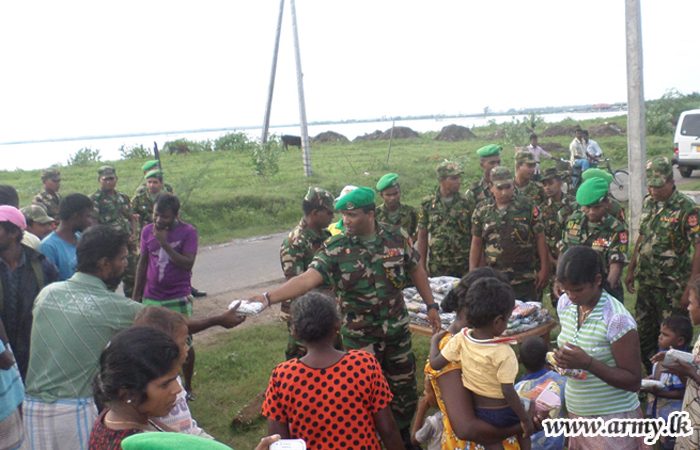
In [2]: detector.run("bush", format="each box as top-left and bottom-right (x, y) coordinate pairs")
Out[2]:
(119, 144), (152, 160)
(502, 113), (545, 147)
(646, 89), (700, 135)
(214, 132), (258, 152)
(67, 148), (101, 166)
(251, 140), (281, 177)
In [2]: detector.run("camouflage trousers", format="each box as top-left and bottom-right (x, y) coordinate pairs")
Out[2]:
(341, 327), (417, 431)
(635, 282), (686, 374)
(428, 261), (469, 279)
(121, 246), (139, 299)
(512, 280), (539, 303)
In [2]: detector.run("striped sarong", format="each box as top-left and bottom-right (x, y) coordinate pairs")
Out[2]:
(24, 397), (98, 450)
(0, 407), (28, 450)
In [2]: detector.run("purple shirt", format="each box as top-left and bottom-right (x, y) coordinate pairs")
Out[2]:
(140, 221), (198, 300)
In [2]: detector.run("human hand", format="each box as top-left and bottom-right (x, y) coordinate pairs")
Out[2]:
(216, 304), (246, 329)
(552, 280), (563, 299)
(248, 295), (267, 310)
(254, 434), (281, 450)
(427, 308), (442, 334)
(554, 342), (592, 371)
(650, 351), (668, 365)
(154, 226), (168, 246)
(662, 359), (697, 380)
(625, 271), (636, 294)
(431, 329), (449, 344)
(535, 268), (549, 291)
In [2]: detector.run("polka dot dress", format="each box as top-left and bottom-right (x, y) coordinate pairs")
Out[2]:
(262, 349), (393, 450)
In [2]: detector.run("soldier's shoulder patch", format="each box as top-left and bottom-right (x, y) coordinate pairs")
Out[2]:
(619, 231), (628, 244)
(532, 206), (539, 218)
(688, 214), (698, 228)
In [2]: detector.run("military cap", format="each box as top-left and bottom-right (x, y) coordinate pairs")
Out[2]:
(376, 173), (399, 191)
(121, 432), (233, 450)
(541, 167), (562, 182)
(97, 165), (116, 176)
(581, 168), (613, 185)
(41, 168), (61, 181)
(436, 161), (463, 178)
(646, 156), (673, 188)
(145, 169), (164, 179)
(490, 166), (513, 188)
(20, 205), (56, 224)
(304, 186), (334, 211)
(515, 151), (536, 164)
(576, 178), (609, 206)
(141, 160), (159, 171)
(335, 185), (358, 201)
(335, 187), (376, 211)
(476, 144), (502, 157)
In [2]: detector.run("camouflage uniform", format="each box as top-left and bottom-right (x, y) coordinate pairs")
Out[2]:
(465, 177), (494, 208)
(608, 197), (627, 224)
(375, 202), (419, 241)
(32, 190), (62, 220)
(543, 194), (577, 259)
(90, 188), (137, 297)
(558, 210), (628, 300)
(634, 188), (700, 365)
(514, 180), (547, 207)
(279, 217), (332, 360)
(308, 222), (418, 430)
(471, 194), (544, 301)
(134, 182), (174, 196)
(418, 188), (472, 278)
(131, 189), (159, 232)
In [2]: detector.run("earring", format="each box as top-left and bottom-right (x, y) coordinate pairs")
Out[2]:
(127, 399), (132, 404)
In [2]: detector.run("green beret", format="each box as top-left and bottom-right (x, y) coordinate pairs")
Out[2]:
(581, 168), (613, 185)
(335, 187), (376, 211)
(142, 160), (159, 171)
(541, 167), (561, 182)
(476, 144), (502, 157)
(576, 178), (609, 206)
(436, 161), (463, 178)
(646, 156), (672, 188)
(97, 165), (116, 176)
(515, 151), (536, 164)
(304, 186), (334, 211)
(490, 166), (513, 187)
(121, 432), (233, 450)
(376, 173), (399, 191)
(145, 170), (163, 179)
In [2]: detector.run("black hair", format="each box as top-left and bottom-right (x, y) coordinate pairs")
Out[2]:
(556, 246), (610, 291)
(133, 306), (189, 338)
(76, 225), (130, 274)
(661, 315), (694, 347)
(442, 267), (509, 313)
(290, 291), (340, 343)
(465, 278), (515, 328)
(519, 336), (548, 373)
(302, 199), (330, 216)
(94, 327), (180, 406)
(59, 193), (94, 221)
(25, 218), (36, 227)
(0, 185), (19, 208)
(154, 194), (180, 215)
(529, 134), (538, 141)
(0, 221), (23, 244)
(582, 130), (589, 136)
(360, 204), (376, 214)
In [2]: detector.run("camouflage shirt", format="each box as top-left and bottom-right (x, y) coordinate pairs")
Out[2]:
(309, 222), (417, 339)
(131, 190), (158, 230)
(634, 189), (700, 287)
(558, 211), (628, 271)
(514, 180), (547, 207)
(542, 194), (577, 258)
(471, 195), (544, 285)
(465, 177), (493, 208)
(90, 189), (134, 234)
(134, 182), (174, 196)
(608, 197), (627, 224)
(375, 203), (419, 241)
(418, 188), (473, 269)
(32, 190), (62, 220)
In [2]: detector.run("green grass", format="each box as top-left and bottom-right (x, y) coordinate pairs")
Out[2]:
(1, 115), (674, 245)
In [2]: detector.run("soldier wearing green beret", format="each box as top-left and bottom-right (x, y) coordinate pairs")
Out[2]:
(556, 178), (628, 301)
(513, 151), (547, 207)
(465, 144), (502, 207)
(90, 165), (139, 297)
(32, 168), (63, 221)
(470, 167), (549, 302)
(248, 187), (441, 447)
(134, 160), (174, 196)
(375, 173), (419, 241)
(279, 186), (336, 360)
(581, 168), (626, 224)
(626, 156), (700, 370)
(131, 170), (167, 233)
(417, 161), (473, 278)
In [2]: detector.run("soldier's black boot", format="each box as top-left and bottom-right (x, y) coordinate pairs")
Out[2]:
(191, 287), (207, 297)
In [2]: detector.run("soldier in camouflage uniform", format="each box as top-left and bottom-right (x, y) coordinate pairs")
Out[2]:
(465, 144), (501, 207)
(132, 169), (167, 232)
(626, 156), (700, 370)
(279, 187), (335, 360)
(513, 151), (547, 207)
(32, 168), (62, 221)
(250, 188), (441, 449)
(134, 160), (174, 196)
(417, 161), (472, 278)
(375, 173), (419, 241)
(581, 168), (626, 224)
(470, 167), (549, 302)
(90, 165), (138, 298)
(557, 178), (628, 301)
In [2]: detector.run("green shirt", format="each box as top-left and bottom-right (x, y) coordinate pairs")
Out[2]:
(90, 189), (134, 234)
(514, 180), (547, 207)
(418, 188), (473, 269)
(32, 189), (62, 220)
(375, 203), (419, 241)
(558, 211), (628, 271)
(542, 194), (577, 258)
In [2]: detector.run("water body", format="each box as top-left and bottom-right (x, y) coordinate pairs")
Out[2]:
(0, 111), (625, 172)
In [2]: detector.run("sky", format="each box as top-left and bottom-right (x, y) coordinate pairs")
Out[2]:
(0, 1), (699, 159)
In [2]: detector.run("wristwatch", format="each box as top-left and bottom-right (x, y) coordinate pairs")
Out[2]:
(427, 303), (440, 311)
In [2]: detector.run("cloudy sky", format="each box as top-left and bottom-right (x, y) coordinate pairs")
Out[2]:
(0, 0), (698, 149)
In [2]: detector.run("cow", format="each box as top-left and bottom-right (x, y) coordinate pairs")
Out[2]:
(281, 135), (302, 150)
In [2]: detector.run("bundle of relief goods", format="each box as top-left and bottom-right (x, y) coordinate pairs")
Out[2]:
(502, 300), (551, 336)
(227, 300), (265, 316)
(517, 378), (564, 415)
(546, 351), (587, 380)
(403, 276), (459, 329)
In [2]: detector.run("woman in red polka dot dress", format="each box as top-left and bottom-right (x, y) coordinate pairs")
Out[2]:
(263, 292), (404, 450)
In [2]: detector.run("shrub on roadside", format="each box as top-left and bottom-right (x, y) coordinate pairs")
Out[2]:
(214, 132), (258, 152)
(251, 140), (281, 177)
(67, 148), (101, 166)
(646, 89), (700, 135)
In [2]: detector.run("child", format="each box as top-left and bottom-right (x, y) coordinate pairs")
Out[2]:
(515, 336), (566, 450)
(430, 278), (533, 450)
(411, 377), (444, 450)
(643, 315), (692, 449)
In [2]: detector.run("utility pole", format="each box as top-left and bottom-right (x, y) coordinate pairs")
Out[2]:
(261, 0), (285, 145)
(290, 0), (312, 176)
(625, 0), (646, 242)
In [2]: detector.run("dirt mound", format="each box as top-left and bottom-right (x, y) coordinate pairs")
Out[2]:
(312, 131), (349, 143)
(434, 124), (477, 142)
(353, 126), (420, 141)
(540, 142), (566, 154)
(485, 129), (505, 140)
(589, 122), (625, 137)
(540, 124), (582, 137)
(353, 130), (384, 142)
